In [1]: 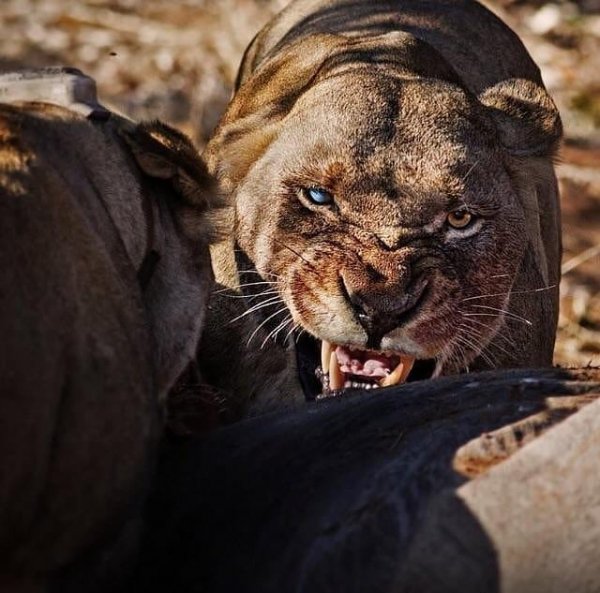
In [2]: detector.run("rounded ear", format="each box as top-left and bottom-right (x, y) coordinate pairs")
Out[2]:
(120, 120), (228, 242)
(479, 78), (562, 158)
(120, 120), (220, 208)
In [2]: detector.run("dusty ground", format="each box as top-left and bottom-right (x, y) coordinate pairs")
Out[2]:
(1, 0), (598, 366)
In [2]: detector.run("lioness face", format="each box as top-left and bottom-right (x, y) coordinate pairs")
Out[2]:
(234, 74), (527, 392)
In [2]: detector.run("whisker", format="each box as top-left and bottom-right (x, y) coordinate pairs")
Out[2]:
(214, 281), (278, 295)
(260, 316), (295, 349)
(278, 317), (298, 341)
(453, 333), (484, 365)
(455, 326), (498, 369)
(282, 322), (300, 345)
(461, 284), (557, 303)
(462, 316), (517, 349)
(240, 295), (282, 313)
(454, 344), (471, 374)
(463, 312), (532, 327)
(245, 290), (281, 302)
(217, 289), (279, 300)
(229, 296), (283, 324)
(261, 315), (292, 347)
(461, 320), (514, 361)
(247, 306), (290, 347)
(235, 283), (279, 291)
(441, 339), (470, 375)
(467, 304), (532, 326)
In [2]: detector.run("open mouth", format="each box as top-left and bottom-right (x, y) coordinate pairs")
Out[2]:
(296, 335), (436, 400)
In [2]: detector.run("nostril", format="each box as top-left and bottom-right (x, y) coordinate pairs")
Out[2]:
(356, 309), (370, 327)
(349, 292), (372, 328)
(406, 276), (429, 312)
(340, 271), (429, 338)
(388, 277), (428, 321)
(340, 274), (373, 329)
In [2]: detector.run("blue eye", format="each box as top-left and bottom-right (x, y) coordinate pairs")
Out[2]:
(304, 187), (334, 205)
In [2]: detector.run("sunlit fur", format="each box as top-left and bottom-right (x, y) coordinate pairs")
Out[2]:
(205, 0), (562, 400)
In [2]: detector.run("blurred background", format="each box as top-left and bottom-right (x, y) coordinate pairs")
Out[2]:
(0, 0), (598, 366)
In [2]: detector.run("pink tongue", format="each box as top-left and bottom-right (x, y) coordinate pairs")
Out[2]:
(335, 346), (397, 378)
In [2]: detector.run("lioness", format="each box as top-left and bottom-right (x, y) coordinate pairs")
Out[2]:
(0, 71), (223, 591)
(203, 0), (562, 415)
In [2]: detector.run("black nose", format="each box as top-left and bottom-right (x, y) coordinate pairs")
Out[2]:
(344, 276), (428, 349)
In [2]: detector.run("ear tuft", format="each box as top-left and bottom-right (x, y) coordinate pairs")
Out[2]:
(479, 78), (562, 158)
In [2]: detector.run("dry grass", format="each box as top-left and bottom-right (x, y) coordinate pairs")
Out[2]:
(1, 0), (598, 366)
(0, 0), (286, 145)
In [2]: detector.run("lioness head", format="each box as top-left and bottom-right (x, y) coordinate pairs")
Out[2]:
(206, 2), (562, 400)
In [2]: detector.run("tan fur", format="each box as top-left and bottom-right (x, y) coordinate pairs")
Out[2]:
(203, 0), (562, 417)
(0, 102), (222, 590)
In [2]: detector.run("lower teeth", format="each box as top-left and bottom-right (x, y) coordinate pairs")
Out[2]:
(316, 366), (379, 396)
(343, 380), (377, 390)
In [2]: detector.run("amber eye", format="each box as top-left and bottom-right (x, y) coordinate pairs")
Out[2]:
(447, 209), (473, 229)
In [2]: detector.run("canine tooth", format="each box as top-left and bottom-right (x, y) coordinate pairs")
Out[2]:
(380, 372), (397, 387)
(380, 356), (416, 387)
(321, 341), (334, 374)
(329, 351), (345, 391)
(400, 355), (416, 381)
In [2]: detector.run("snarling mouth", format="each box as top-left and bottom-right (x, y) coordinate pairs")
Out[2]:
(296, 335), (436, 400)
